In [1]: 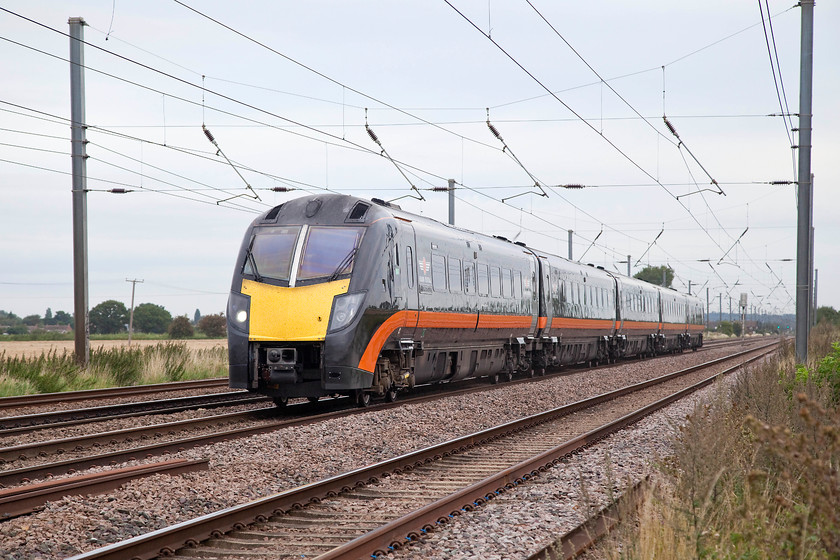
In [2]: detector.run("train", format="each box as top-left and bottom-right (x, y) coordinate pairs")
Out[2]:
(226, 194), (705, 407)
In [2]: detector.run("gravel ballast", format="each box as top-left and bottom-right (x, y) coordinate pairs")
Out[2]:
(0, 340), (771, 559)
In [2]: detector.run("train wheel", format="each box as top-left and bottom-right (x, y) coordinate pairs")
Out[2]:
(307, 396), (320, 403)
(385, 387), (398, 403)
(538, 368), (546, 376)
(503, 370), (514, 383)
(273, 396), (288, 408)
(527, 369), (536, 378)
(356, 390), (372, 408)
(490, 372), (500, 385)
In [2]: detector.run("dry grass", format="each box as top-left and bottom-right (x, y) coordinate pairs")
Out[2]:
(600, 330), (840, 560)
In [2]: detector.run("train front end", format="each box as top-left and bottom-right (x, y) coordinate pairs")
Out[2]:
(226, 196), (385, 403)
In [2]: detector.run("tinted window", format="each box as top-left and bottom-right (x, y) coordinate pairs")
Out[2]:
(464, 263), (476, 294)
(490, 266), (501, 297)
(477, 264), (489, 296)
(449, 258), (463, 293)
(513, 271), (522, 299)
(501, 269), (511, 298)
(248, 225), (301, 281)
(406, 246), (414, 289)
(298, 226), (364, 280)
(432, 254), (447, 292)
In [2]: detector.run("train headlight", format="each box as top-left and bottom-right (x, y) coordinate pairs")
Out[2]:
(227, 291), (251, 333)
(328, 291), (366, 333)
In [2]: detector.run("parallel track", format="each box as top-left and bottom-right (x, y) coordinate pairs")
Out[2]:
(65, 341), (778, 560)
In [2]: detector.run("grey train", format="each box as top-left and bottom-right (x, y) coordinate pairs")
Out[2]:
(226, 194), (704, 406)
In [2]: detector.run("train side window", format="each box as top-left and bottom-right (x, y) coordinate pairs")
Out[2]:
(501, 268), (511, 298)
(406, 246), (414, 289)
(432, 254), (447, 292)
(464, 262), (476, 294)
(490, 266), (501, 298)
(514, 271), (522, 299)
(449, 257), (463, 293)
(477, 264), (489, 296)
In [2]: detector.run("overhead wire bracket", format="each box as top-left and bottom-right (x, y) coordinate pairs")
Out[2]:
(202, 125), (261, 205)
(634, 224), (664, 266)
(717, 227), (749, 265)
(365, 108), (425, 202)
(663, 116), (725, 197)
(578, 225), (603, 262)
(486, 108), (548, 203)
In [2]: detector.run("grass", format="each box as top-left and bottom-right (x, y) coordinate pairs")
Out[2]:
(599, 327), (840, 559)
(0, 342), (228, 397)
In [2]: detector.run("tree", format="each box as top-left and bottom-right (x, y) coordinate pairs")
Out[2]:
(817, 306), (840, 326)
(44, 308), (54, 325)
(168, 315), (194, 339)
(718, 321), (734, 336)
(22, 314), (42, 327)
(54, 310), (73, 326)
(132, 303), (172, 334)
(89, 300), (128, 334)
(634, 265), (674, 288)
(197, 314), (227, 338)
(193, 308), (201, 325)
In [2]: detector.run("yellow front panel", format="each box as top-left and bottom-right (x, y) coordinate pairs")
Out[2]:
(242, 278), (350, 342)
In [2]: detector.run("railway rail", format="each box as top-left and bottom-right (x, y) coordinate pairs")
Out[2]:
(0, 391), (266, 432)
(66, 340), (778, 560)
(0, 378), (229, 411)
(0, 458), (208, 521)
(1, 340), (773, 488)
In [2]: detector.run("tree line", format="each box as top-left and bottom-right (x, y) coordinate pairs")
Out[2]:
(1, 302), (226, 338)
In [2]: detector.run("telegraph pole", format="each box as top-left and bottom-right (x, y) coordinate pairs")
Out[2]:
(126, 278), (144, 347)
(69, 17), (89, 366)
(795, 0), (814, 363)
(447, 179), (455, 226)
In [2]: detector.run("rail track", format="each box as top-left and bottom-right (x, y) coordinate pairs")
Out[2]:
(1, 339), (774, 489)
(65, 340), (779, 560)
(0, 378), (229, 411)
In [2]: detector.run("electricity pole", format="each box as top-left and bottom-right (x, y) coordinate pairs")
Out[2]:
(70, 17), (89, 366)
(448, 179), (455, 226)
(795, 0), (814, 363)
(126, 278), (144, 347)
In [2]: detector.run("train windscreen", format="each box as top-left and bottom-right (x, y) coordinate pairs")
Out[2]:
(298, 226), (365, 281)
(246, 226), (301, 281)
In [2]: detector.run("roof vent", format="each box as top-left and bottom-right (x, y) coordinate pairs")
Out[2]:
(263, 204), (284, 221)
(346, 201), (370, 223)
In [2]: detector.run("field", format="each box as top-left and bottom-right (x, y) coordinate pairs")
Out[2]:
(0, 338), (227, 359)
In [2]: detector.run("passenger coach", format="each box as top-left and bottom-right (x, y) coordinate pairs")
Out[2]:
(227, 194), (703, 406)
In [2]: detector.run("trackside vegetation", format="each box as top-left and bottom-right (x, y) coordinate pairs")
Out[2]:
(0, 342), (227, 397)
(598, 324), (840, 559)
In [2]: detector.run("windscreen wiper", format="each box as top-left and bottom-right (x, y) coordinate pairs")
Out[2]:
(246, 240), (263, 282)
(329, 247), (357, 281)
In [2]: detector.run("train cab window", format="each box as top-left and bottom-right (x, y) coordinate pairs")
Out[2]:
(406, 246), (415, 289)
(246, 225), (301, 281)
(432, 254), (447, 292)
(449, 257), (463, 293)
(490, 266), (501, 298)
(464, 263), (476, 294)
(297, 226), (365, 281)
(477, 264), (489, 296)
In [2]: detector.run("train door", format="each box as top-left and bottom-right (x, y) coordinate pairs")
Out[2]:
(536, 255), (552, 337)
(394, 223), (419, 339)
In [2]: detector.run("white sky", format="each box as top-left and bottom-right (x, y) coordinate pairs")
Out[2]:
(1, 1), (837, 321)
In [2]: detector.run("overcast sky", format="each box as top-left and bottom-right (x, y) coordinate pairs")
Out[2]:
(1, 1), (837, 321)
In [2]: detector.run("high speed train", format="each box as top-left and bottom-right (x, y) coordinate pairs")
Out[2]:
(226, 194), (704, 407)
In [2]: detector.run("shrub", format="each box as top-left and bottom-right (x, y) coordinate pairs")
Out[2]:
(168, 316), (194, 339)
(197, 314), (226, 338)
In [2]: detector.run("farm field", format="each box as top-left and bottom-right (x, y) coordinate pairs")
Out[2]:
(0, 338), (227, 359)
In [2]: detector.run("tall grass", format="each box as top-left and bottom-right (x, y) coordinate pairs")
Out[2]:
(0, 342), (227, 396)
(602, 330), (840, 559)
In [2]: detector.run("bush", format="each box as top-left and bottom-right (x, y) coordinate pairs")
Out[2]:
(197, 314), (226, 338)
(168, 316), (194, 339)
